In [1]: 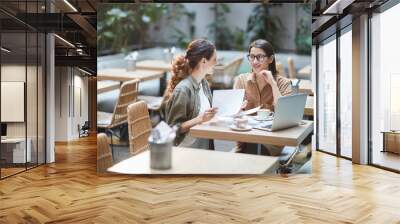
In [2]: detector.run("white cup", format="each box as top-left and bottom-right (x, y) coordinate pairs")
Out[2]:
(234, 117), (248, 129)
(257, 109), (271, 120)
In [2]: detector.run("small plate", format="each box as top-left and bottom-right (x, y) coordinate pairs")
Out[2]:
(253, 116), (273, 121)
(230, 124), (252, 132)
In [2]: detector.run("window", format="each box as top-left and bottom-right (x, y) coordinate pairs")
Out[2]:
(0, 2), (47, 179)
(317, 36), (337, 154)
(370, 2), (400, 171)
(339, 28), (352, 158)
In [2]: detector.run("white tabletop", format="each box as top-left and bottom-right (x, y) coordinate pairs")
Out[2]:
(97, 80), (120, 94)
(107, 147), (278, 174)
(97, 68), (164, 82)
(136, 60), (172, 72)
(1, 138), (28, 143)
(190, 120), (313, 147)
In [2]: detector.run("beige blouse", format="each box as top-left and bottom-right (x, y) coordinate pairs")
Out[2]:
(233, 73), (293, 111)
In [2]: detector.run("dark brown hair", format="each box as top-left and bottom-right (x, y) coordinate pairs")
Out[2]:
(167, 39), (215, 97)
(248, 39), (278, 79)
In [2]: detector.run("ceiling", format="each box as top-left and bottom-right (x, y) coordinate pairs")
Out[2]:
(0, 0), (97, 74)
(2, 0), (393, 73)
(311, 0), (390, 42)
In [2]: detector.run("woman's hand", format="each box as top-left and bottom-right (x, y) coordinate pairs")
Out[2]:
(197, 107), (218, 124)
(240, 100), (248, 111)
(258, 70), (275, 85)
(250, 72), (257, 82)
(257, 70), (281, 106)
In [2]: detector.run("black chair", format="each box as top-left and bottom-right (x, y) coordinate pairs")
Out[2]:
(78, 121), (90, 138)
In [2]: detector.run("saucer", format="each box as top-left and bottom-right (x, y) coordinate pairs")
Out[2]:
(253, 116), (273, 121)
(230, 124), (252, 132)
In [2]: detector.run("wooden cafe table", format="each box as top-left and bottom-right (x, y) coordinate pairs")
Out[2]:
(97, 80), (120, 94)
(189, 119), (313, 172)
(135, 60), (172, 95)
(97, 68), (165, 95)
(304, 96), (314, 117)
(97, 68), (164, 82)
(107, 147), (279, 174)
(297, 65), (311, 78)
(290, 78), (313, 95)
(136, 59), (171, 72)
(298, 79), (313, 95)
(190, 120), (313, 147)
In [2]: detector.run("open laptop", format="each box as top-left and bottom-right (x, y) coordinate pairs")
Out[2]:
(254, 93), (307, 132)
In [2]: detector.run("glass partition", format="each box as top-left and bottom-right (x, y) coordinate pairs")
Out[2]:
(0, 1), (46, 179)
(370, 3), (400, 171)
(339, 28), (352, 158)
(317, 36), (337, 155)
(1, 31), (28, 178)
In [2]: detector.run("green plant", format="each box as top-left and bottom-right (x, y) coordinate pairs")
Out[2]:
(295, 4), (312, 55)
(207, 3), (245, 51)
(97, 3), (188, 55)
(169, 5), (196, 49)
(232, 28), (246, 51)
(246, 4), (284, 51)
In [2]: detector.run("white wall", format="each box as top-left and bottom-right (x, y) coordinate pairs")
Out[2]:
(1, 63), (46, 164)
(1, 65), (26, 138)
(54, 67), (89, 141)
(184, 3), (215, 39)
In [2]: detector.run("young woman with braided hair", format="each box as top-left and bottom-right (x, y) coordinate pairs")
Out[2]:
(165, 39), (218, 148)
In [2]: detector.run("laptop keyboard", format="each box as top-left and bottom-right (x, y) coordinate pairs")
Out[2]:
(261, 124), (272, 129)
(260, 120), (273, 129)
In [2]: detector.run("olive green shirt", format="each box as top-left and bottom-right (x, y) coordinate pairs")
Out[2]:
(165, 75), (212, 145)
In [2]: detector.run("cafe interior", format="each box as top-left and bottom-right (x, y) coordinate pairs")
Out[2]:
(97, 3), (314, 174)
(1, 1), (399, 222)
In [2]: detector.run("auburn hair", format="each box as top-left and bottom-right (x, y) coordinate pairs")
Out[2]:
(166, 39), (215, 98)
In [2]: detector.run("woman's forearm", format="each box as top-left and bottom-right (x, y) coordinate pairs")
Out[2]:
(180, 117), (201, 133)
(270, 80), (282, 105)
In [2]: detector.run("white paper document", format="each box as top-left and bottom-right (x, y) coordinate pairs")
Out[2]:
(242, 106), (261, 115)
(212, 89), (245, 117)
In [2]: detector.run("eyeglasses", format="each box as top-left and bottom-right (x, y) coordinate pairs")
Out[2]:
(247, 54), (267, 62)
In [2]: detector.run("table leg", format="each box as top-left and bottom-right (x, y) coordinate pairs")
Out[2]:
(382, 132), (386, 153)
(279, 146), (300, 174)
(159, 72), (167, 96)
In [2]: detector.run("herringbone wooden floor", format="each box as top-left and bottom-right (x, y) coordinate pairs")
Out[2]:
(1, 135), (400, 224)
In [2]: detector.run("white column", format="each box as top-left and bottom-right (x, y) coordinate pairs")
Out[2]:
(45, 0), (55, 163)
(46, 32), (55, 163)
(311, 45), (317, 150)
(352, 14), (369, 164)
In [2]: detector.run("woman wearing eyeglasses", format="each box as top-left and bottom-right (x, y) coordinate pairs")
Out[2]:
(234, 39), (293, 155)
(234, 39), (292, 111)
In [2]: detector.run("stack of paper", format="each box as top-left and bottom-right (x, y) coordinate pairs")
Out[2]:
(212, 89), (245, 117)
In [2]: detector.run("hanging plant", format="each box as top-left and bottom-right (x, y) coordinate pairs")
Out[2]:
(98, 4), (187, 55)
(246, 4), (284, 51)
(207, 3), (245, 51)
(295, 4), (312, 55)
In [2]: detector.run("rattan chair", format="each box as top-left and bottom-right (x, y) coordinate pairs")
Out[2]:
(287, 57), (296, 79)
(97, 79), (139, 154)
(127, 101), (152, 155)
(209, 56), (243, 89)
(97, 133), (113, 173)
(97, 79), (139, 130)
(276, 61), (286, 77)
